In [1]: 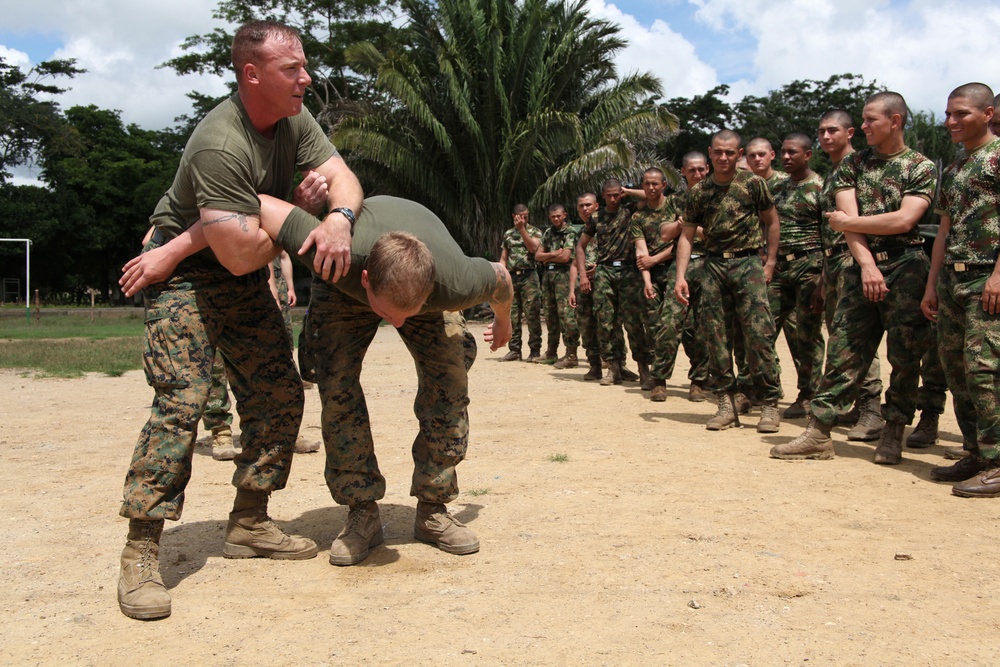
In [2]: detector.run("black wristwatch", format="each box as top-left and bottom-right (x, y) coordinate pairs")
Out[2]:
(330, 207), (356, 230)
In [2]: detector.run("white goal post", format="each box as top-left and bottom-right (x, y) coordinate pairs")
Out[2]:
(1, 238), (31, 320)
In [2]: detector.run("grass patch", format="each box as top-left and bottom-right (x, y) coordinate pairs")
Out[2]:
(0, 338), (143, 378)
(0, 313), (145, 340)
(547, 453), (569, 463)
(466, 488), (490, 497)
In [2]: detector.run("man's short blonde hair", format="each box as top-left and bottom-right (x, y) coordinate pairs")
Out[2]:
(367, 232), (436, 311)
(232, 20), (302, 83)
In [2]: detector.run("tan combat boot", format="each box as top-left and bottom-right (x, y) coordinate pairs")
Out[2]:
(500, 350), (522, 362)
(733, 392), (751, 415)
(847, 398), (884, 441)
(688, 381), (709, 403)
(650, 381), (668, 402)
(782, 393), (812, 419)
(600, 360), (623, 386)
(583, 357), (602, 381)
(706, 392), (740, 431)
(118, 519), (171, 620)
(223, 490), (318, 559)
(211, 427), (237, 461)
(905, 411), (939, 448)
(619, 364), (640, 382)
(414, 501), (480, 555)
(873, 420), (905, 465)
(525, 348), (542, 363)
(757, 403), (781, 433)
(293, 436), (320, 454)
(638, 362), (655, 391)
(769, 417), (834, 460)
(329, 501), (384, 566)
(553, 347), (579, 369)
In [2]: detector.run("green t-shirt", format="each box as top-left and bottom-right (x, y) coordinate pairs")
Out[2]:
(772, 172), (823, 253)
(150, 94), (336, 263)
(572, 219), (598, 268)
(938, 137), (1000, 265)
(630, 196), (680, 257)
(819, 159), (849, 250)
(539, 223), (578, 268)
(764, 170), (790, 195)
(278, 196), (496, 313)
(684, 170), (774, 254)
(583, 205), (635, 264)
(502, 225), (543, 271)
(833, 146), (936, 252)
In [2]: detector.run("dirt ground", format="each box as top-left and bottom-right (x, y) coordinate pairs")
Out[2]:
(1, 322), (998, 666)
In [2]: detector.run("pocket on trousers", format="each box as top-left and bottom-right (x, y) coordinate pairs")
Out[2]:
(143, 308), (192, 389)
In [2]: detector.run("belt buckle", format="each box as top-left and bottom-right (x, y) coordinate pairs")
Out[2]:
(954, 262), (967, 272)
(613, 261), (623, 267)
(874, 251), (889, 262)
(722, 251), (735, 259)
(784, 253), (796, 262)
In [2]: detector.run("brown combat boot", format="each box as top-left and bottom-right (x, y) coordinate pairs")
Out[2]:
(847, 398), (884, 441)
(782, 393), (811, 419)
(733, 392), (751, 415)
(553, 347), (579, 369)
(525, 348), (542, 363)
(905, 411), (939, 448)
(583, 357), (602, 381)
(414, 501), (479, 555)
(757, 403), (781, 433)
(619, 364), (640, 382)
(952, 465), (1000, 498)
(211, 427), (237, 461)
(688, 381), (709, 402)
(600, 360), (623, 386)
(118, 519), (171, 620)
(769, 417), (834, 460)
(650, 381), (668, 402)
(873, 420), (905, 465)
(500, 350), (522, 362)
(223, 490), (318, 559)
(931, 452), (991, 482)
(329, 501), (384, 566)
(638, 362), (655, 391)
(293, 436), (320, 454)
(706, 392), (740, 431)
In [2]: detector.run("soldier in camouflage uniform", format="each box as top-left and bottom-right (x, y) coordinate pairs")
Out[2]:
(569, 193), (605, 380)
(268, 195), (514, 562)
(499, 204), (543, 362)
(631, 168), (686, 401)
(577, 179), (652, 386)
(674, 153), (712, 402)
(674, 130), (783, 433)
(772, 92), (935, 463)
(535, 204), (580, 367)
(768, 133), (826, 419)
(921, 83), (1000, 495)
(114, 21), (363, 620)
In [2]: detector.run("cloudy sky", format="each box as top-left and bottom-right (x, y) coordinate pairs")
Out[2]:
(2, 0), (999, 139)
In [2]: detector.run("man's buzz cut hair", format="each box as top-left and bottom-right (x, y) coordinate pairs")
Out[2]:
(784, 132), (813, 150)
(682, 151), (708, 167)
(577, 192), (598, 203)
(547, 202), (566, 214)
(643, 167), (666, 181)
(366, 232), (436, 311)
(232, 20), (302, 83)
(512, 203), (528, 214)
(865, 91), (909, 126)
(819, 109), (854, 129)
(711, 129), (742, 146)
(948, 83), (995, 111)
(746, 137), (774, 151)
(602, 178), (623, 190)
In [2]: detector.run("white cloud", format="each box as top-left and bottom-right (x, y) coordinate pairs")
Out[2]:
(689, 0), (1000, 114)
(0, 46), (31, 70)
(586, 0), (720, 99)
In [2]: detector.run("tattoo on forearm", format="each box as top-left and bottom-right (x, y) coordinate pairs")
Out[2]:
(490, 264), (513, 305)
(203, 212), (251, 232)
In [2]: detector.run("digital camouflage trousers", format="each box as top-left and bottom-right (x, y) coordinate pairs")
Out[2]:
(644, 264), (688, 381)
(509, 270), (542, 354)
(768, 251), (825, 398)
(593, 265), (650, 364)
(542, 269), (579, 352)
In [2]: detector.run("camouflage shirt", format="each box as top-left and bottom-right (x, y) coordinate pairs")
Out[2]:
(819, 158), (850, 249)
(772, 172), (823, 253)
(667, 190), (705, 255)
(764, 170), (790, 195)
(937, 137), (1000, 266)
(501, 224), (543, 271)
(539, 222), (578, 268)
(584, 205), (636, 264)
(833, 147), (936, 252)
(684, 170), (774, 254)
(572, 220), (598, 268)
(630, 196), (681, 257)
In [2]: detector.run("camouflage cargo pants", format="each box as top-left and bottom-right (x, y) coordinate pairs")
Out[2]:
(302, 281), (477, 505)
(936, 267), (1000, 456)
(508, 270), (542, 354)
(542, 268), (579, 351)
(768, 251), (825, 398)
(645, 263), (688, 381)
(824, 251), (882, 404)
(699, 255), (781, 401)
(200, 356), (233, 433)
(681, 257), (710, 385)
(120, 261), (304, 520)
(916, 329), (948, 415)
(811, 250), (932, 425)
(576, 288), (602, 365)
(593, 265), (650, 363)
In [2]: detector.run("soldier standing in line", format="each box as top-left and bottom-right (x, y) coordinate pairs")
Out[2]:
(568, 193), (605, 380)
(768, 133), (826, 419)
(674, 130), (783, 433)
(535, 204), (580, 367)
(921, 83), (1000, 495)
(499, 204), (543, 362)
(771, 92), (935, 463)
(632, 168), (685, 401)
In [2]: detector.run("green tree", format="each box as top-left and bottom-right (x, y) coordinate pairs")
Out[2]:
(335, 0), (677, 257)
(660, 84), (735, 166)
(162, 0), (405, 132)
(0, 57), (84, 182)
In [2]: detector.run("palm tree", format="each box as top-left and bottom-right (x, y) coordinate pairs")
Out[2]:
(334, 0), (677, 257)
